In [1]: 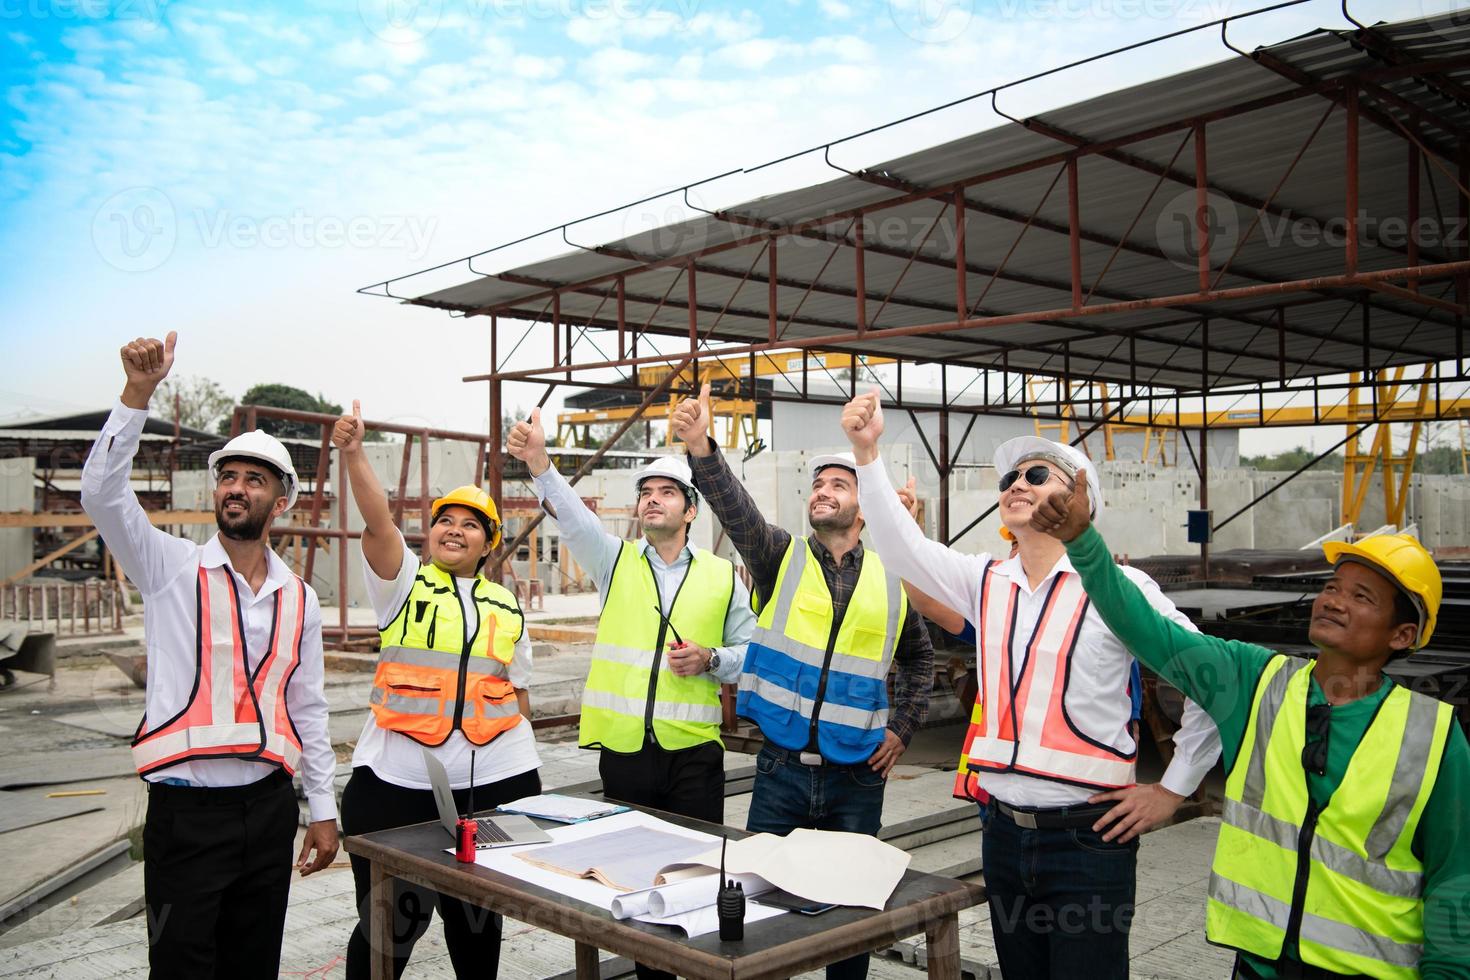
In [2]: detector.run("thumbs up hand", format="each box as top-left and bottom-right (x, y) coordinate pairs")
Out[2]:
(507, 407), (551, 476)
(672, 382), (714, 457)
(332, 400), (365, 453)
(119, 331), (178, 409)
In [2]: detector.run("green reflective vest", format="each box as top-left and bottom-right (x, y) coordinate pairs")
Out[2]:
(371, 562), (525, 747)
(581, 541), (734, 753)
(1207, 654), (1453, 979)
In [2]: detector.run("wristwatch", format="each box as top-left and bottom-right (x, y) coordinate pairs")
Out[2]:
(706, 651), (721, 675)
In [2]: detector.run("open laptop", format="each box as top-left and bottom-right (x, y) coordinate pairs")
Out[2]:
(421, 748), (552, 850)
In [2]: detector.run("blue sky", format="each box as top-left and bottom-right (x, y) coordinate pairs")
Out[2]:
(0, 0), (1454, 450)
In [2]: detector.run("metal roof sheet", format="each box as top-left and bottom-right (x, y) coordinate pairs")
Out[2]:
(382, 11), (1470, 394)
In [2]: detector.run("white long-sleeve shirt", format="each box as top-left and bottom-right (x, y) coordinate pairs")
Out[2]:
(856, 456), (1221, 807)
(532, 466), (753, 683)
(81, 401), (338, 823)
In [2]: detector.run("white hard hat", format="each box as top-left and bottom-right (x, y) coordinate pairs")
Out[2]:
(208, 430), (300, 511)
(809, 452), (859, 478)
(631, 456), (697, 497)
(993, 436), (1104, 518)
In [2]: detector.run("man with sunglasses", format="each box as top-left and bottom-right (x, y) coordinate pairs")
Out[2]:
(672, 383), (933, 980)
(507, 410), (754, 980)
(1029, 467), (1469, 980)
(841, 389), (1217, 980)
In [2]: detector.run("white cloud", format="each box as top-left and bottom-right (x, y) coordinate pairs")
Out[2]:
(818, 0), (854, 18)
(511, 55), (564, 79)
(355, 73), (394, 95)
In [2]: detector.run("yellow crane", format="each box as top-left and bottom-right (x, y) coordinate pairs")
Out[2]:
(556, 351), (896, 450)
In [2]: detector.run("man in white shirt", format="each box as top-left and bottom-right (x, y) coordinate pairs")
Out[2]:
(508, 408), (755, 980)
(840, 389), (1220, 980)
(81, 332), (338, 979)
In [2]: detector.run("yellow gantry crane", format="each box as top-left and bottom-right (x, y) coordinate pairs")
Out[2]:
(555, 351), (896, 451)
(1116, 368), (1470, 534)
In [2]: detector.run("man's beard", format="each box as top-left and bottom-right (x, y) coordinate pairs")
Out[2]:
(809, 502), (857, 532)
(216, 497), (272, 541)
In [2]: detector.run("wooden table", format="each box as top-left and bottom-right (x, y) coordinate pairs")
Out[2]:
(344, 808), (986, 980)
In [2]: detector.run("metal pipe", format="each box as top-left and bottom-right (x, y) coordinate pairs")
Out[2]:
(468, 259), (1470, 384)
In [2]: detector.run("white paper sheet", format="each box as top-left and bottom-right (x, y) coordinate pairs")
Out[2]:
(671, 828), (911, 910)
(466, 810), (785, 937)
(610, 872), (774, 919)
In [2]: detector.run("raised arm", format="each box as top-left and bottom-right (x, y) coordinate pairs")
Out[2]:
(331, 401), (403, 581)
(1030, 470), (1275, 749)
(674, 383), (791, 600)
(80, 332), (197, 595)
(841, 389), (990, 619)
(508, 408), (622, 590)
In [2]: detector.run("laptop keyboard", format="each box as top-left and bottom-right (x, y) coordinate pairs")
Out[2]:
(474, 818), (512, 845)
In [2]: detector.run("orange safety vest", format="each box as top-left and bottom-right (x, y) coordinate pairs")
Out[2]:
(370, 563), (525, 747)
(133, 565), (306, 776)
(954, 560), (1134, 796)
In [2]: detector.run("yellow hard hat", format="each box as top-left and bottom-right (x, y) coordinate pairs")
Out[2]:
(431, 486), (502, 549)
(1322, 534), (1441, 649)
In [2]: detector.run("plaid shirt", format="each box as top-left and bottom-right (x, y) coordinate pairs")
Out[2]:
(687, 439), (933, 746)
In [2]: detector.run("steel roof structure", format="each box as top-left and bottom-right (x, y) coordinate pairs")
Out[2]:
(363, 6), (1470, 563)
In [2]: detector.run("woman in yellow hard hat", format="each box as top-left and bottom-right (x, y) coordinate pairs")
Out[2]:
(1030, 474), (1469, 980)
(332, 402), (540, 980)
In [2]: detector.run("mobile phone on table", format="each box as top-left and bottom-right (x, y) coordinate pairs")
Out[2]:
(756, 890), (837, 915)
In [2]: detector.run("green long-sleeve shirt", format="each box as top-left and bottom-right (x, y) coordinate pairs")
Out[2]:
(1066, 525), (1470, 979)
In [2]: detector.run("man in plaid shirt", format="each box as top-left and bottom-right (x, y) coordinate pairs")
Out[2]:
(674, 383), (932, 980)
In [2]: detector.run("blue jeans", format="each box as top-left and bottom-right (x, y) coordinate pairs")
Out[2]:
(747, 745), (886, 980)
(979, 800), (1137, 980)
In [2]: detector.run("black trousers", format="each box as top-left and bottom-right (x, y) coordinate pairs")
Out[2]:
(597, 738), (725, 824)
(341, 764), (541, 980)
(142, 768), (299, 980)
(599, 738), (724, 980)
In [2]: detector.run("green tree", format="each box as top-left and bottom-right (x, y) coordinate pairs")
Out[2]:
(222, 384), (358, 440)
(1241, 446), (1345, 472)
(155, 375), (233, 432)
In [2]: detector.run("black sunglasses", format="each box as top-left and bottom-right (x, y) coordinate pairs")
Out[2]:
(1301, 703), (1332, 776)
(999, 465), (1065, 493)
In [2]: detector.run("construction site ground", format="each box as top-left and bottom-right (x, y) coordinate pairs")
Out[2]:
(0, 594), (1232, 979)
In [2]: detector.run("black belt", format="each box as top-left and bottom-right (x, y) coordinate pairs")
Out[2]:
(994, 799), (1113, 830)
(762, 744), (861, 769)
(146, 767), (291, 805)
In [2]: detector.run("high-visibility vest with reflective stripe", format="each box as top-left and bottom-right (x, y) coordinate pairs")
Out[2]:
(132, 565), (306, 776)
(955, 560), (1135, 792)
(580, 541), (734, 753)
(737, 538), (905, 765)
(1207, 654), (1452, 979)
(371, 563), (525, 747)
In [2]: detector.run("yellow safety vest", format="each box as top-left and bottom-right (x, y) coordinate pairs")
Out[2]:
(581, 541), (734, 753)
(1207, 654), (1453, 979)
(371, 562), (525, 747)
(738, 538), (906, 765)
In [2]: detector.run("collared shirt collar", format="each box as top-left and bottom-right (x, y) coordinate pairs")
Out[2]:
(996, 550), (1075, 596)
(639, 536), (694, 568)
(202, 534), (290, 597)
(809, 535), (864, 569)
